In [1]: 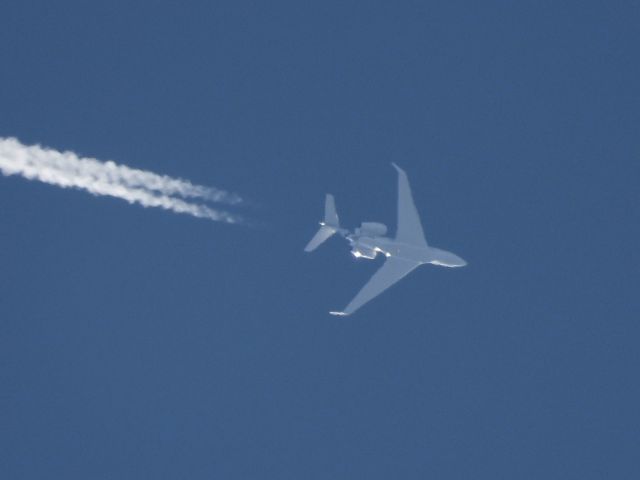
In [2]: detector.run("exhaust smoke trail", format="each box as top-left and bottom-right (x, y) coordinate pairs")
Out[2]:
(0, 137), (245, 224)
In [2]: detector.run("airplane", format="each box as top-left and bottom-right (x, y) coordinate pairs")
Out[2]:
(304, 163), (466, 316)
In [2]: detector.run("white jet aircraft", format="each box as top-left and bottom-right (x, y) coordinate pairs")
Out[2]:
(305, 163), (466, 316)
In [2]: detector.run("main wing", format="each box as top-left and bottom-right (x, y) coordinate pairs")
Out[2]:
(392, 163), (428, 247)
(330, 257), (420, 316)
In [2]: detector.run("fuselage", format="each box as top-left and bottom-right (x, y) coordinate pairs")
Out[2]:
(347, 233), (466, 267)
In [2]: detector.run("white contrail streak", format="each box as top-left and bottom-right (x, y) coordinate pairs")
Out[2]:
(0, 137), (245, 223)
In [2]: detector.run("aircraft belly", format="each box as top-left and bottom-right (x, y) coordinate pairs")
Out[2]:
(383, 243), (430, 263)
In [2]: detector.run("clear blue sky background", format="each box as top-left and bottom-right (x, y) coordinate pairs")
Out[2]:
(1, 1), (639, 478)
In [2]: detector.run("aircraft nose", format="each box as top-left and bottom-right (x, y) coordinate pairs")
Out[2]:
(452, 254), (467, 267)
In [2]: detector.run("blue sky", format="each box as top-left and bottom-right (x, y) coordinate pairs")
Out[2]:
(1, 1), (639, 478)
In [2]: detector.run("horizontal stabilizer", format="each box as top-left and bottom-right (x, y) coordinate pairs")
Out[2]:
(304, 194), (341, 252)
(304, 225), (337, 252)
(324, 194), (339, 226)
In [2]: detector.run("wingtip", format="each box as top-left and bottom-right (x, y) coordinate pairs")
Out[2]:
(391, 162), (404, 173)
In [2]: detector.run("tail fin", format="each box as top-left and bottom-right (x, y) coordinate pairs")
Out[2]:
(304, 194), (340, 252)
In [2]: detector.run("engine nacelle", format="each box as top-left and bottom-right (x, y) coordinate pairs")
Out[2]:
(355, 222), (388, 237)
(351, 245), (378, 259)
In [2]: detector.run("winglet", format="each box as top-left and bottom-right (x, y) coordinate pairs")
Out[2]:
(329, 311), (349, 316)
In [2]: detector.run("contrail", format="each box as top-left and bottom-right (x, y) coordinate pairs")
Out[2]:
(0, 137), (245, 223)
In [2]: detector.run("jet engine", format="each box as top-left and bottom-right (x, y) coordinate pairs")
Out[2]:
(355, 222), (388, 237)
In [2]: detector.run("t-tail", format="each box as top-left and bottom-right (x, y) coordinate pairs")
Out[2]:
(304, 194), (343, 252)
